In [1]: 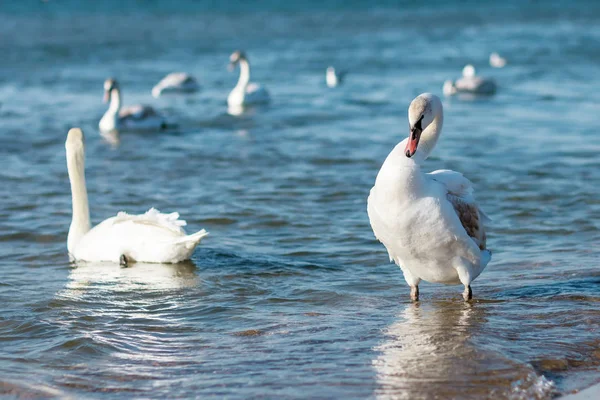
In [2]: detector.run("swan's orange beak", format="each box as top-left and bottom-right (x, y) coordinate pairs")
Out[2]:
(405, 124), (422, 158)
(103, 90), (109, 103)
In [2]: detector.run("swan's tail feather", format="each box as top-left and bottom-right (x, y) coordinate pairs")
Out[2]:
(176, 229), (209, 249)
(480, 249), (492, 269)
(479, 208), (492, 224)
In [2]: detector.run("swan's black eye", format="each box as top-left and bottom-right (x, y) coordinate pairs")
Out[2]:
(415, 115), (424, 129)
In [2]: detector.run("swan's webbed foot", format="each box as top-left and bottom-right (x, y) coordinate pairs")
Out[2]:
(410, 285), (419, 302)
(119, 254), (129, 268)
(463, 285), (472, 302)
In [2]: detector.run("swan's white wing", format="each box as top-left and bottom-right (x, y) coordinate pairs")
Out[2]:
(113, 208), (186, 234)
(72, 209), (207, 263)
(119, 105), (160, 120)
(152, 73), (199, 97)
(245, 83), (270, 104)
(158, 72), (196, 87)
(119, 105), (167, 129)
(428, 169), (489, 250)
(367, 188), (399, 263)
(246, 82), (262, 93)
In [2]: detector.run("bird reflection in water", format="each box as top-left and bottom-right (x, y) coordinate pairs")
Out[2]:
(372, 301), (541, 399)
(62, 260), (199, 299)
(100, 129), (120, 147)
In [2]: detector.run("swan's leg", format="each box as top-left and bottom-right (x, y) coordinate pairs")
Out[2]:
(119, 254), (129, 268)
(463, 285), (472, 301)
(410, 285), (420, 302)
(455, 263), (474, 302)
(401, 266), (421, 302)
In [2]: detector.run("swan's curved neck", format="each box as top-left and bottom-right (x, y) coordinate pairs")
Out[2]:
(108, 88), (121, 114)
(414, 110), (444, 163)
(234, 59), (250, 91)
(66, 144), (91, 255)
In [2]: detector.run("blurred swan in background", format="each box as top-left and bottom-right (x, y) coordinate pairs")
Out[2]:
(65, 128), (208, 264)
(367, 93), (491, 301)
(152, 72), (200, 98)
(326, 66), (347, 88)
(489, 52), (507, 68)
(227, 50), (270, 107)
(100, 78), (167, 131)
(443, 65), (497, 96)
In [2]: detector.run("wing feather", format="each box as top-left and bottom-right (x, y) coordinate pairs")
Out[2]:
(428, 169), (488, 250)
(119, 105), (159, 120)
(112, 208), (186, 234)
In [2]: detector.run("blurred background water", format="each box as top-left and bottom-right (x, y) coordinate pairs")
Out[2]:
(0, 0), (599, 398)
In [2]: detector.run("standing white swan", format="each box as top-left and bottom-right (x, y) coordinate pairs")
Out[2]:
(99, 78), (167, 132)
(227, 50), (270, 107)
(443, 65), (497, 96)
(152, 72), (200, 98)
(66, 128), (208, 264)
(367, 93), (491, 301)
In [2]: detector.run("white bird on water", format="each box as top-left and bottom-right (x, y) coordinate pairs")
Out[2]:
(65, 128), (208, 265)
(99, 78), (167, 132)
(367, 93), (491, 301)
(227, 50), (270, 107)
(443, 65), (497, 96)
(489, 52), (507, 68)
(152, 72), (200, 98)
(326, 66), (347, 88)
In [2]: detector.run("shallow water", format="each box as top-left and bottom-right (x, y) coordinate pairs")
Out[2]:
(1, 1), (599, 398)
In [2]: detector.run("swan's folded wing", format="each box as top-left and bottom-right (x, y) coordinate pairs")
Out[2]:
(428, 169), (489, 250)
(367, 188), (398, 263)
(159, 73), (197, 88)
(119, 105), (159, 120)
(164, 72), (190, 85)
(112, 208), (187, 234)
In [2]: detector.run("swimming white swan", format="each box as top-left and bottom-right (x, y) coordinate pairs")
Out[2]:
(65, 128), (208, 264)
(227, 51), (270, 107)
(326, 66), (347, 88)
(367, 93), (491, 301)
(443, 65), (497, 96)
(99, 78), (167, 132)
(489, 52), (507, 68)
(152, 72), (200, 98)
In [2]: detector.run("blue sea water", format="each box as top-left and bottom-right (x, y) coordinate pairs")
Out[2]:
(0, 0), (599, 398)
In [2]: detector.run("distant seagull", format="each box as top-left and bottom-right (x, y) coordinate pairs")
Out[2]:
(489, 52), (507, 68)
(326, 66), (347, 88)
(443, 65), (497, 96)
(152, 72), (200, 98)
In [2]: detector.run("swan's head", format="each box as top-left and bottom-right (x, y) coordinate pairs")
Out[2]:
(228, 50), (247, 70)
(327, 66), (335, 75)
(405, 93), (442, 158)
(66, 128), (85, 159)
(103, 78), (119, 102)
(462, 64), (476, 78)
